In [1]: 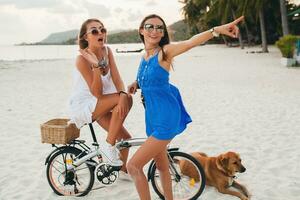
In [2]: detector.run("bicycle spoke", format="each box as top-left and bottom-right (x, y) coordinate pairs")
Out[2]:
(46, 147), (94, 197)
(51, 159), (65, 174)
(150, 151), (206, 200)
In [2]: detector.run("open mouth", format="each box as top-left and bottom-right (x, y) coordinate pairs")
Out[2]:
(98, 38), (104, 42)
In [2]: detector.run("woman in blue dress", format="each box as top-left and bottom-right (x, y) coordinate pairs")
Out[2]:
(127, 14), (244, 199)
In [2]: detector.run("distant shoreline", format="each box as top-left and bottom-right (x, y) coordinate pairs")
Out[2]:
(14, 20), (190, 46)
(15, 43), (76, 46)
(15, 41), (142, 46)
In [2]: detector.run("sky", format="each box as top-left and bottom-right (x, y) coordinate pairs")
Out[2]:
(0, 0), (184, 45)
(1, 0), (299, 45)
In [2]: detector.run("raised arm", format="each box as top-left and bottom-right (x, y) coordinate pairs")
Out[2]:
(76, 54), (103, 98)
(165, 16), (244, 59)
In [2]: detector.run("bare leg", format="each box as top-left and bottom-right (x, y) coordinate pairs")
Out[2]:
(127, 137), (172, 200)
(92, 94), (132, 146)
(106, 95), (132, 144)
(153, 150), (173, 199)
(92, 94), (119, 120)
(97, 112), (132, 172)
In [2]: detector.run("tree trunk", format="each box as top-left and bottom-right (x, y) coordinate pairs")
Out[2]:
(279, 0), (289, 35)
(259, 6), (268, 53)
(238, 29), (244, 49)
(222, 35), (229, 46)
(244, 22), (252, 47)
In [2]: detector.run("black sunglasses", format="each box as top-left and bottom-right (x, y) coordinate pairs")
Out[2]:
(86, 27), (107, 36)
(144, 24), (164, 33)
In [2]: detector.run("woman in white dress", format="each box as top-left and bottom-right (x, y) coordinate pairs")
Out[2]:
(69, 18), (132, 171)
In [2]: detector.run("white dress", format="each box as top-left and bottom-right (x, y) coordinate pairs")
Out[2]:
(68, 47), (117, 128)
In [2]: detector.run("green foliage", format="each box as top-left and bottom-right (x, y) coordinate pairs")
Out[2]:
(288, 4), (300, 35)
(275, 35), (299, 58)
(41, 29), (78, 44)
(168, 20), (191, 41)
(180, 0), (300, 45)
(107, 30), (140, 44)
(107, 21), (191, 43)
(26, 20), (190, 45)
(62, 38), (77, 45)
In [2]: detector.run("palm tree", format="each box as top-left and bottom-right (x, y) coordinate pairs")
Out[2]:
(206, 0), (245, 48)
(243, 0), (268, 52)
(179, 0), (211, 34)
(279, 0), (289, 35)
(258, 5), (268, 52)
(180, 0), (282, 52)
(237, 0), (254, 46)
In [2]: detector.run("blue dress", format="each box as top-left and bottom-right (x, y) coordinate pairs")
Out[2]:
(136, 52), (192, 140)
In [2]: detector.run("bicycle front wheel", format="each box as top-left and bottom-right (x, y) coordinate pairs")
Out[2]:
(46, 147), (95, 196)
(150, 151), (206, 200)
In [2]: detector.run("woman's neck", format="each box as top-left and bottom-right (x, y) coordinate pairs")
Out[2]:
(88, 46), (104, 59)
(145, 44), (159, 57)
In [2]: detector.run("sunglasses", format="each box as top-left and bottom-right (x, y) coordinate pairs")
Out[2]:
(86, 27), (107, 36)
(144, 24), (164, 33)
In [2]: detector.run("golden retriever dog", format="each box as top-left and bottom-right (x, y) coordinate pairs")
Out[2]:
(179, 151), (250, 200)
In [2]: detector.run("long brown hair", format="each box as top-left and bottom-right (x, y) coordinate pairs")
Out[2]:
(78, 18), (104, 49)
(139, 14), (170, 61)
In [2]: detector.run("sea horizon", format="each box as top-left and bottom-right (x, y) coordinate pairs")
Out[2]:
(0, 43), (144, 61)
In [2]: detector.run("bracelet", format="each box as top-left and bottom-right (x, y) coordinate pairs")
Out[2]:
(91, 63), (99, 69)
(119, 90), (127, 95)
(210, 27), (220, 37)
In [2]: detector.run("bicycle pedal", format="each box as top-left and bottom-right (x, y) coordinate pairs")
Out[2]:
(97, 162), (122, 170)
(111, 165), (122, 171)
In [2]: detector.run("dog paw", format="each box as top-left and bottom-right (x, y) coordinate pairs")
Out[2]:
(245, 192), (252, 199)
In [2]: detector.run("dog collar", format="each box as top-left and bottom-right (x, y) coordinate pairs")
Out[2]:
(222, 170), (237, 179)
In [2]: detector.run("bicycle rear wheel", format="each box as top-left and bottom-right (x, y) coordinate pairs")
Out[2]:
(150, 151), (206, 200)
(46, 147), (95, 196)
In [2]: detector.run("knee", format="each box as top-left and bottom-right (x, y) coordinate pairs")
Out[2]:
(127, 160), (141, 177)
(123, 132), (132, 140)
(156, 162), (169, 172)
(118, 131), (131, 141)
(154, 156), (169, 172)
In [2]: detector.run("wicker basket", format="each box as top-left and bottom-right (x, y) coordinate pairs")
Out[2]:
(41, 118), (80, 144)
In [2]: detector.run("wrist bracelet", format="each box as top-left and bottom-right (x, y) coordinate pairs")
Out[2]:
(119, 90), (127, 95)
(91, 63), (99, 69)
(210, 27), (220, 37)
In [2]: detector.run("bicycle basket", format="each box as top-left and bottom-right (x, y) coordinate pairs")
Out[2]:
(40, 118), (80, 144)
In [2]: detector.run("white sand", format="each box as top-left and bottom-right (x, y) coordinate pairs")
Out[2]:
(0, 45), (299, 200)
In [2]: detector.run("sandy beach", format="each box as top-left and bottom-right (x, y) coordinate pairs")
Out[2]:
(0, 45), (299, 200)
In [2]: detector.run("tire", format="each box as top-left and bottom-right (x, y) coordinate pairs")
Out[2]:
(46, 146), (95, 196)
(150, 151), (206, 200)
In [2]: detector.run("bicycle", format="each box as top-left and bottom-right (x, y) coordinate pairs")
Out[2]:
(45, 123), (206, 199)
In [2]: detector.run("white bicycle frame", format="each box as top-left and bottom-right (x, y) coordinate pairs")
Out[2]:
(68, 138), (147, 170)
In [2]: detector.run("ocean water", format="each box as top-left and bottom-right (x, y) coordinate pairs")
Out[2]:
(0, 43), (144, 61)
